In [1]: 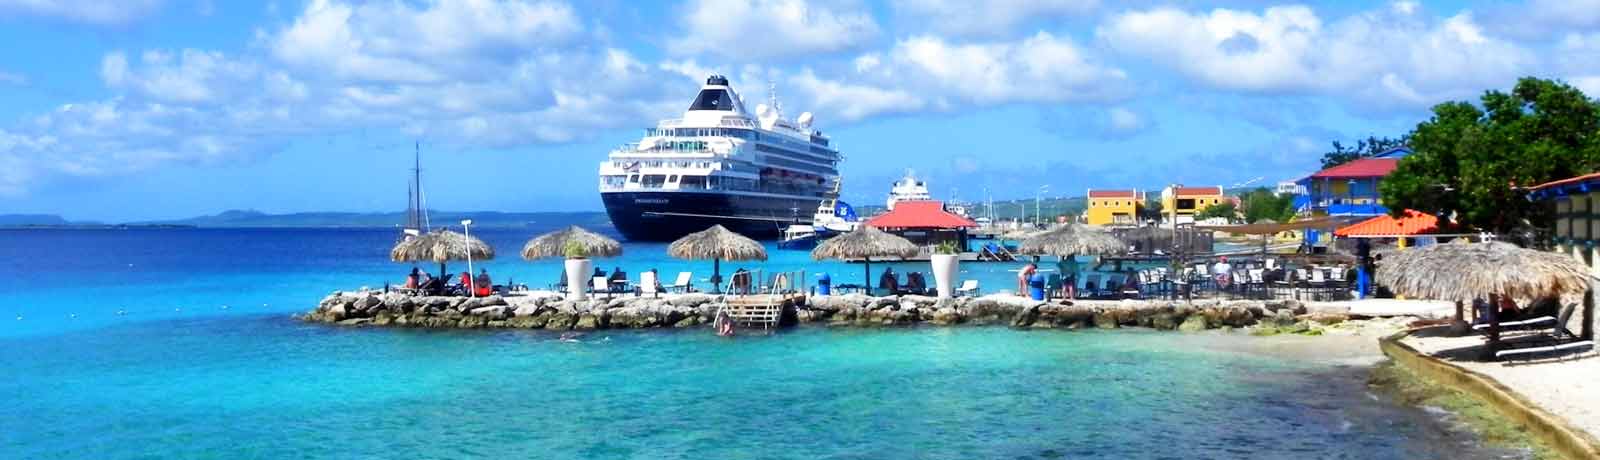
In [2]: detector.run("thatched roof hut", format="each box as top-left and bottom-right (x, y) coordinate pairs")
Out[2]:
(521, 225), (622, 260)
(812, 226), (919, 290)
(1018, 224), (1126, 256)
(668, 225), (766, 292)
(391, 229), (494, 279)
(1376, 241), (1590, 302)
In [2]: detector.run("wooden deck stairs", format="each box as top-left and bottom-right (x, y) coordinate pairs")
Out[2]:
(722, 293), (804, 330)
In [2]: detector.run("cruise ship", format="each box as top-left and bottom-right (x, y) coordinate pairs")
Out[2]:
(598, 75), (842, 240)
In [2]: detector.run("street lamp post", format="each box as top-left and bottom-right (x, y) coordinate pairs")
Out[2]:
(1036, 185), (1049, 227)
(461, 219), (475, 298)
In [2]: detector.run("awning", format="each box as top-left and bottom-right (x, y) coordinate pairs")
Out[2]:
(1198, 216), (1355, 235)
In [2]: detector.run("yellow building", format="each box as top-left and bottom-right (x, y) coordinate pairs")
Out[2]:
(1160, 185), (1226, 220)
(1084, 189), (1143, 226)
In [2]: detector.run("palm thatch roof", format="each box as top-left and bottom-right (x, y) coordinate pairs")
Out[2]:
(521, 225), (622, 260)
(1376, 241), (1590, 302)
(1018, 224), (1127, 256)
(391, 230), (494, 263)
(668, 225), (767, 261)
(812, 225), (919, 260)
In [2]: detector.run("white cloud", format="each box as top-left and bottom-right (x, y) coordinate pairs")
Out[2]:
(0, 0), (165, 25)
(1098, 2), (1533, 110)
(669, 0), (879, 60)
(267, 0), (582, 83)
(788, 69), (924, 121)
(0, 0), (689, 195)
(100, 49), (261, 104)
(890, 0), (1096, 37)
(862, 32), (1130, 105)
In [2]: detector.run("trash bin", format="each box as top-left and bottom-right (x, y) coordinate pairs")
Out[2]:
(817, 273), (832, 296)
(1028, 273), (1046, 301)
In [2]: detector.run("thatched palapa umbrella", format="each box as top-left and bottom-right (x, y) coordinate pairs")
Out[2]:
(1376, 241), (1589, 302)
(812, 225), (919, 290)
(668, 225), (767, 293)
(521, 225), (622, 295)
(520, 225), (623, 260)
(1377, 241), (1589, 342)
(391, 229), (495, 280)
(1018, 224), (1127, 257)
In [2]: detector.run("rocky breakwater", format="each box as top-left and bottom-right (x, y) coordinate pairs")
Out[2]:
(303, 291), (1349, 333)
(302, 291), (725, 330)
(804, 294), (1309, 330)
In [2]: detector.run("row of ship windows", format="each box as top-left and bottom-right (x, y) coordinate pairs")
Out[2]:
(646, 127), (836, 153)
(603, 174), (756, 191)
(610, 160), (718, 169)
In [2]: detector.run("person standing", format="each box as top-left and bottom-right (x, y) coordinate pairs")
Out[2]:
(1016, 262), (1037, 295)
(1057, 255), (1080, 299)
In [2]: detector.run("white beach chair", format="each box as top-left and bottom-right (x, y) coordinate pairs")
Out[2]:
(957, 280), (979, 297)
(639, 271), (661, 297)
(591, 276), (610, 299)
(667, 272), (693, 293)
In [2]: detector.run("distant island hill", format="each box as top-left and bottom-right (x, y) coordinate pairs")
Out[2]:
(0, 210), (613, 229)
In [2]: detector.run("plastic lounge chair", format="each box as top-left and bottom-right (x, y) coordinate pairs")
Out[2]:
(590, 276), (610, 299)
(667, 272), (693, 293)
(1495, 303), (1595, 360)
(1082, 274), (1101, 299)
(638, 271), (661, 298)
(956, 280), (979, 297)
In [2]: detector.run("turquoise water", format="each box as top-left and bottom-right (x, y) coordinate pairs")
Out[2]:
(0, 228), (1503, 458)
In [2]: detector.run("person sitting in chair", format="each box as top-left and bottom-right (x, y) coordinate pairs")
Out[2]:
(879, 267), (900, 294)
(474, 269), (492, 297)
(405, 267), (420, 289)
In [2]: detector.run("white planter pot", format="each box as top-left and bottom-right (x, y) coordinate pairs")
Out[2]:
(930, 254), (959, 298)
(565, 258), (593, 300)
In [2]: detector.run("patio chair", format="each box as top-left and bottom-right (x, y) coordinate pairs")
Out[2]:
(590, 276), (610, 299)
(1308, 269), (1329, 301)
(1494, 303), (1594, 361)
(638, 271), (662, 298)
(1474, 297), (1561, 334)
(1118, 274), (1142, 299)
(1082, 274), (1102, 299)
(956, 280), (979, 297)
(1247, 269), (1266, 299)
(667, 272), (694, 293)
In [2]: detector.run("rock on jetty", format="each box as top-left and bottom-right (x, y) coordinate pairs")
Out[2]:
(301, 291), (1338, 332)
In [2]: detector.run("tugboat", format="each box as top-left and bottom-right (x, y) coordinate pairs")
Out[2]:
(778, 178), (859, 249)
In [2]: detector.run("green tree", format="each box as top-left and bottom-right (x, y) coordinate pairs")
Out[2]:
(1240, 187), (1295, 223)
(1196, 202), (1237, 221)
(1321, 135), (1411, 169)
(1380, 77), (1600, 232)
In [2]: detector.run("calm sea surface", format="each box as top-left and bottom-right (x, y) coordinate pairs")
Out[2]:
(0, 227), (1511, 459)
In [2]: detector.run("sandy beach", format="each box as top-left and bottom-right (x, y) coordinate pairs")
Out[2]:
(1401, 328), (1600, 441)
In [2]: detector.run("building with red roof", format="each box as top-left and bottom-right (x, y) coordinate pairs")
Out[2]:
(866, 200), (976, 246)
(1084, 189), (1143, 226)
(1295, 147), (1411, 219)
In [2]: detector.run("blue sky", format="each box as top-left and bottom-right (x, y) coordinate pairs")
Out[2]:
(3, 0), (1599, 221)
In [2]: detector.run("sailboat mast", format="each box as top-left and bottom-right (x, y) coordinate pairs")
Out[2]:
(415, 141), (430, 232)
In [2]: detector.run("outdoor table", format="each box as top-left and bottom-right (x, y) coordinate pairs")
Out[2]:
(834, 284), (867, 295)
